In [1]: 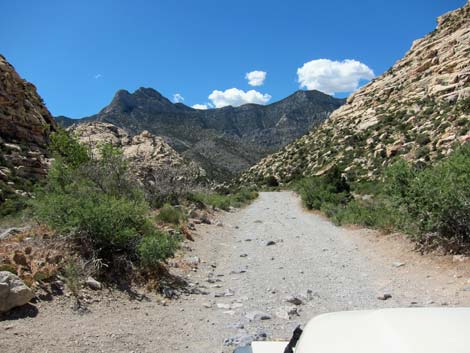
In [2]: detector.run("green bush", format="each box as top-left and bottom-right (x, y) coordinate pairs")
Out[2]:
(157, 203), (184, 224)
(416, 133), (431, 146)
(32, 131), (178, 272)
(264, 175), (279, 187)
(0, 196), (27, 218)
(295, 167), (350, 210)
(50, 129), (90, 168)
(188, 188), (258, 211)
(62, 261), (81, 297)
(138, 231), (180, 270)
(398, 144), (470, 251)
(295, 145), (470, 253)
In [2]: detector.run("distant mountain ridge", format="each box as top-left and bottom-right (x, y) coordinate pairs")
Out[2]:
(57, 88), (344, 179)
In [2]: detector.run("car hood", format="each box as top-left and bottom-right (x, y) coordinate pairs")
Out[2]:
(295, 307), (470, 353)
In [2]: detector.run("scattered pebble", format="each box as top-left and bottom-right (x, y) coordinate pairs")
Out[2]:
(285, 295), (303, 306)
(377, 293), (392, 300)
(275, 305), (299, 320)
(245, 311), (272, 321)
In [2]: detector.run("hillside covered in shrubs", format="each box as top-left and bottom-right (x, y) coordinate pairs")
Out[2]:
(241, 4), (469, 184)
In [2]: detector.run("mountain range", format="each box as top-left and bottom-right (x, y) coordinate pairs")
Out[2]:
(56, 89), (344, 179)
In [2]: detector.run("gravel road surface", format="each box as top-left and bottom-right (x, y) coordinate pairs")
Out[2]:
(1, 192), (469, 353)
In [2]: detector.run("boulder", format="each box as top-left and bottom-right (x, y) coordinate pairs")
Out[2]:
(85, 276), (102, 290)
(0, 271), (35, 312)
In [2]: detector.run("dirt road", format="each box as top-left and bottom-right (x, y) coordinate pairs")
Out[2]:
(1, 192), (469, 353)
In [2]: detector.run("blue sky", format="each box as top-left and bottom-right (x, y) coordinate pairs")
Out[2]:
(0, 0), (465, 117)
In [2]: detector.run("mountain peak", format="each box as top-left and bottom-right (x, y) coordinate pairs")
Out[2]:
(100, 87), (180, 115)
(133, 87), (164, 98)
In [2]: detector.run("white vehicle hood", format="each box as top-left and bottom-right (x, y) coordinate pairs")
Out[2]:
(295, 307), (470, 353)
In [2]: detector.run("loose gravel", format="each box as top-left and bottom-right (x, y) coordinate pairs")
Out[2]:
(1, 192), (469, 353)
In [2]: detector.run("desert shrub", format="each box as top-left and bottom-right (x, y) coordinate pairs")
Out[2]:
(416, 133), (431, 146)
(62, 261), (81, 297)
(138, 231), (180, 270)
(415, 146), (430, 159)
(264, 175), (279, 187)
(294, 145), (470, 253)
(295, 167), (350, 210)
(396, 144), (470, 251)
(146, 165), (202, 208)
(32, 131), (178, 273)
(157, 203), (184, 224)
(50, 129), (90, 168)
(457, 97), (470, 114)
(0, 196), (27, 218)
(188, 187), (258, 211)
(328, 198), (408, 234)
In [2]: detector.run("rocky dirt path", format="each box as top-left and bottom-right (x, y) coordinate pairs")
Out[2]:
(1, 192), (470, 353)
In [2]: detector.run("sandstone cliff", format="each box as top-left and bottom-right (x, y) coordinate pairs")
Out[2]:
(0, 55), (57, 202)
(69, 122), (205, 189)
(242, 4), (470, 184)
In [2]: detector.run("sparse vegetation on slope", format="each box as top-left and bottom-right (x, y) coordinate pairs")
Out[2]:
(241, 4), (470, 185)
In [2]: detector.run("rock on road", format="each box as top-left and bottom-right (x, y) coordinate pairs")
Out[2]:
(1, 192), (469, 353)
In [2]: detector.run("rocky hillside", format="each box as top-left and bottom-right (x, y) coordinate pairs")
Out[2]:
(69, 122), (205, 190)
(242, 4), (470, 184)
(58, 89), (344, 180)
(0, 55), (57, 203)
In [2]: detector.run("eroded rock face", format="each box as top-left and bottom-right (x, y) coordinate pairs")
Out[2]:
(0, 271), (35, 313)
(0, 55), (57, 200)
(68, 122), (205, 186)
(242, 4), (470, 184)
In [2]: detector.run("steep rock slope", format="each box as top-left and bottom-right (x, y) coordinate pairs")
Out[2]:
(0, 55), (57, 201)
(57, 89), (344, 180)
(69, 122), (205, 188)
(242, 4), (470, 184)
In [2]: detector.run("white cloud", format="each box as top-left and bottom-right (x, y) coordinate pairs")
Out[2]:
(94, 73), (102, 79)
(192, 103), (210, 110)
(245, 70), (267, 86)
(297, 59), (374, 95)
(208, 88), (271, 108)
(173, 93), (185, 103)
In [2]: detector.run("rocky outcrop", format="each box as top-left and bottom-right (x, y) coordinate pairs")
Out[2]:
(0, 271), (35, 313)
(57, 89), (344, 180)
(0, 55), (57, 201)
(69, 122), (205, 187)
(242, 4), (470, 184)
